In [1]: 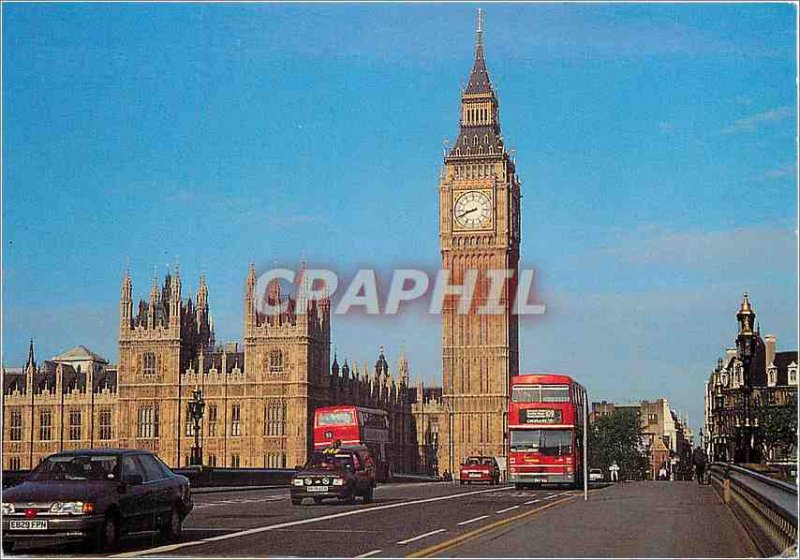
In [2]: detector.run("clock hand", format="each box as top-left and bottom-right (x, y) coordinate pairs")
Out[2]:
(457, 208), (478, 219)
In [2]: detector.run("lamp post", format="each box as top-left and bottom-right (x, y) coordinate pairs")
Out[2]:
(189, 389), (205, 467)
(736, 293), (757, 465)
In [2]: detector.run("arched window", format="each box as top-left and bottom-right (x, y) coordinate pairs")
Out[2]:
(137, 404), (159, 438)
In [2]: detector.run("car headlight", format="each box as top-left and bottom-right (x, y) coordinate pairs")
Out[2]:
(322, 477), (330, 485)
(292, 478), (304, 486)
(332, 478), (344, 486)
(49, 502), (94, 515)
(304, 478), (313, 485)
(2, 503), (14, 515)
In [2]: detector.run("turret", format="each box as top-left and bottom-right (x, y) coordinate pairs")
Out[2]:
(120, 266), (133, 333)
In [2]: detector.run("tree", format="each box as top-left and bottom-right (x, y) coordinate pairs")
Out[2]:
(760, 392), (797, 462)
(588, 408), (649, 480)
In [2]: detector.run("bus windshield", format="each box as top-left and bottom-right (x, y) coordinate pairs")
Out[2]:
(512, 385), (570, 403)
(509, 429), (573, 456)
(317, 410), (355, 426)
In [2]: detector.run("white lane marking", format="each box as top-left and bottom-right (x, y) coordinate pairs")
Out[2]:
(112, 486), (512, 557)
(457, 515), (489, 526)
(355, 550), (382, 558)
(524, 499), (540, 505)
(397, 528), (446, 545)
(543, 494), (558, 500)
(496, 505), (520, 514)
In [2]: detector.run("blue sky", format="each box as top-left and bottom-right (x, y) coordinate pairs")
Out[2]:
(3, 3), (797, 434)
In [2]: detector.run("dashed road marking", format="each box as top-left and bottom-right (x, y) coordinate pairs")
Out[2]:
(397, 529), (446, 545)
(496, 505), (520, 514)
(112, 485), (512, 557)
(457, 515), (489, 526)
(355, 550), (382, 558)
(543, 494), (558, 500)
(524, 499), (540, 505)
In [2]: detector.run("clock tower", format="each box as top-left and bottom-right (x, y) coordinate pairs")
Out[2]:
(439, 10), (521, 472)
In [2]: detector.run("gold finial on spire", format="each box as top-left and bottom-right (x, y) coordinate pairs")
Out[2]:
(740, 292), (752, 313)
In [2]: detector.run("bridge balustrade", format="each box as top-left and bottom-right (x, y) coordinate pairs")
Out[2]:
(709, 462), (798, 556)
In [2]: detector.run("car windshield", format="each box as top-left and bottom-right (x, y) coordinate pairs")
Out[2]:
(481, 458), (495, 466)
(28, 455), (118, 482)
(509, 429), (573, 456)
(305, 452), (354, 471)
(464, 457), (481, 465)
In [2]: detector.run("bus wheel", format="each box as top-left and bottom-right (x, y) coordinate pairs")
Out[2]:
(514, 483), (523, 490)
(291, 498), (302, 506)
(460, 480), (464, 485)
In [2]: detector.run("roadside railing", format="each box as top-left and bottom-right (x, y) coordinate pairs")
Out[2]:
(709, 462), (798, 556)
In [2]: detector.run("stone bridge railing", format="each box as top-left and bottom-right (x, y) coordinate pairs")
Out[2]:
(709, 462), (797, 556)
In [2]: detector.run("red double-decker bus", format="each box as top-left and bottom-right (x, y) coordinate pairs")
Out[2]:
(312, 405), (391, 481)
(507, 373), (587, 489)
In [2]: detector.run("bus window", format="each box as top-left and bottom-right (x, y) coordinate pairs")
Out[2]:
(510, 429), (573, 456)
(317, 410), (355, 426)
(512, 385), (570, 403)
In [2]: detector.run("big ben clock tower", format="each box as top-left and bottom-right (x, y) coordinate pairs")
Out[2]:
(439, 10), (521, 472)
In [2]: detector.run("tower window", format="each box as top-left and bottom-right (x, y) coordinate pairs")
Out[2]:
(39, 410), (52, 441)
(137, 404), (159, 438)
(232, 404), (241, 437)
(143, 352), (156, 376)
(69, 410), (82, 441)
(99, 410), (113, 440)
(208, 404), (218, 436)
(9, 409), (22, 441)
(269, 350), (284, 373)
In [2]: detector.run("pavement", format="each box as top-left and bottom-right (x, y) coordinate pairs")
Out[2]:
(430, 480), (760, 558)
(5, 480), (758, 558)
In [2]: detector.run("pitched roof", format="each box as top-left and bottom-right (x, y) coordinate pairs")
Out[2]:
(54, 345), (108, 364)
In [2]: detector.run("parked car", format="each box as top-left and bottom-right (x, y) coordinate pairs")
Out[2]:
(459, 456), (500, 485)
(588, 468), (604, 482)
(2, 449), (193, 553)
(290, 445), (376, 505)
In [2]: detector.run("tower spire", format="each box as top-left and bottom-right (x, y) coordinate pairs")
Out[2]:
(476, 8), (484, 55)
(26, 338), (36, 371)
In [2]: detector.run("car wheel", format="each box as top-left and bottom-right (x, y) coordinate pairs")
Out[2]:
(460, 480), (465, 485)
(291, 497), (302, 506)
(160, 507), (183, 542)
(3, 541), (14, 554)
(362, 485), (374, 504)
(95, 513), (120, 552)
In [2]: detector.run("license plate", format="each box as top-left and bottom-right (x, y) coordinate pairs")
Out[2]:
(308, 486), (328, 492)
(469, 473), (481, 477)
(10, 520), (48, 530)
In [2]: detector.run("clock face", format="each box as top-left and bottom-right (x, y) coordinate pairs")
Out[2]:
(454, 191), (492, 229)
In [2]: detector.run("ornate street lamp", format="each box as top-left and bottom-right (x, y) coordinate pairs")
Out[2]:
(736, 293), (757, 464)
(189, 389), (205, 466)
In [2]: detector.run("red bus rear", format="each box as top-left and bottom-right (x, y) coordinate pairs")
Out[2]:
(507, 374), (587, 488)
(313, 405), (391, 481)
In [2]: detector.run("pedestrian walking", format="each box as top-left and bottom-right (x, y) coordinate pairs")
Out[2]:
(692, 445), (708, 485)
(609, 461), (620, 482)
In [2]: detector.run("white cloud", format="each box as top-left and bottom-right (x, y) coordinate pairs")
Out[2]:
(722, 106), (795, 135)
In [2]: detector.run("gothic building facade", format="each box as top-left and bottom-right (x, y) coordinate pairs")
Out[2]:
(704, 294), (798, 464)
(2, 267), (421, 471)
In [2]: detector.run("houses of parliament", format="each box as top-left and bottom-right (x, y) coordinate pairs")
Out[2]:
(2, 14), (521, 476)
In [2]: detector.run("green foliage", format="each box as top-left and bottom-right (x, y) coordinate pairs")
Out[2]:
(761, 392), (797, 459)
(588, 408), (649, 480)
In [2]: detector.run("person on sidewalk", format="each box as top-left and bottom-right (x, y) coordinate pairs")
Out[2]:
(692, 445), (708, 485)
(609, 461), (620, 482)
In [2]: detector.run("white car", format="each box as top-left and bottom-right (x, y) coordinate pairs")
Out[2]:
(589, 468), (604, 482)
